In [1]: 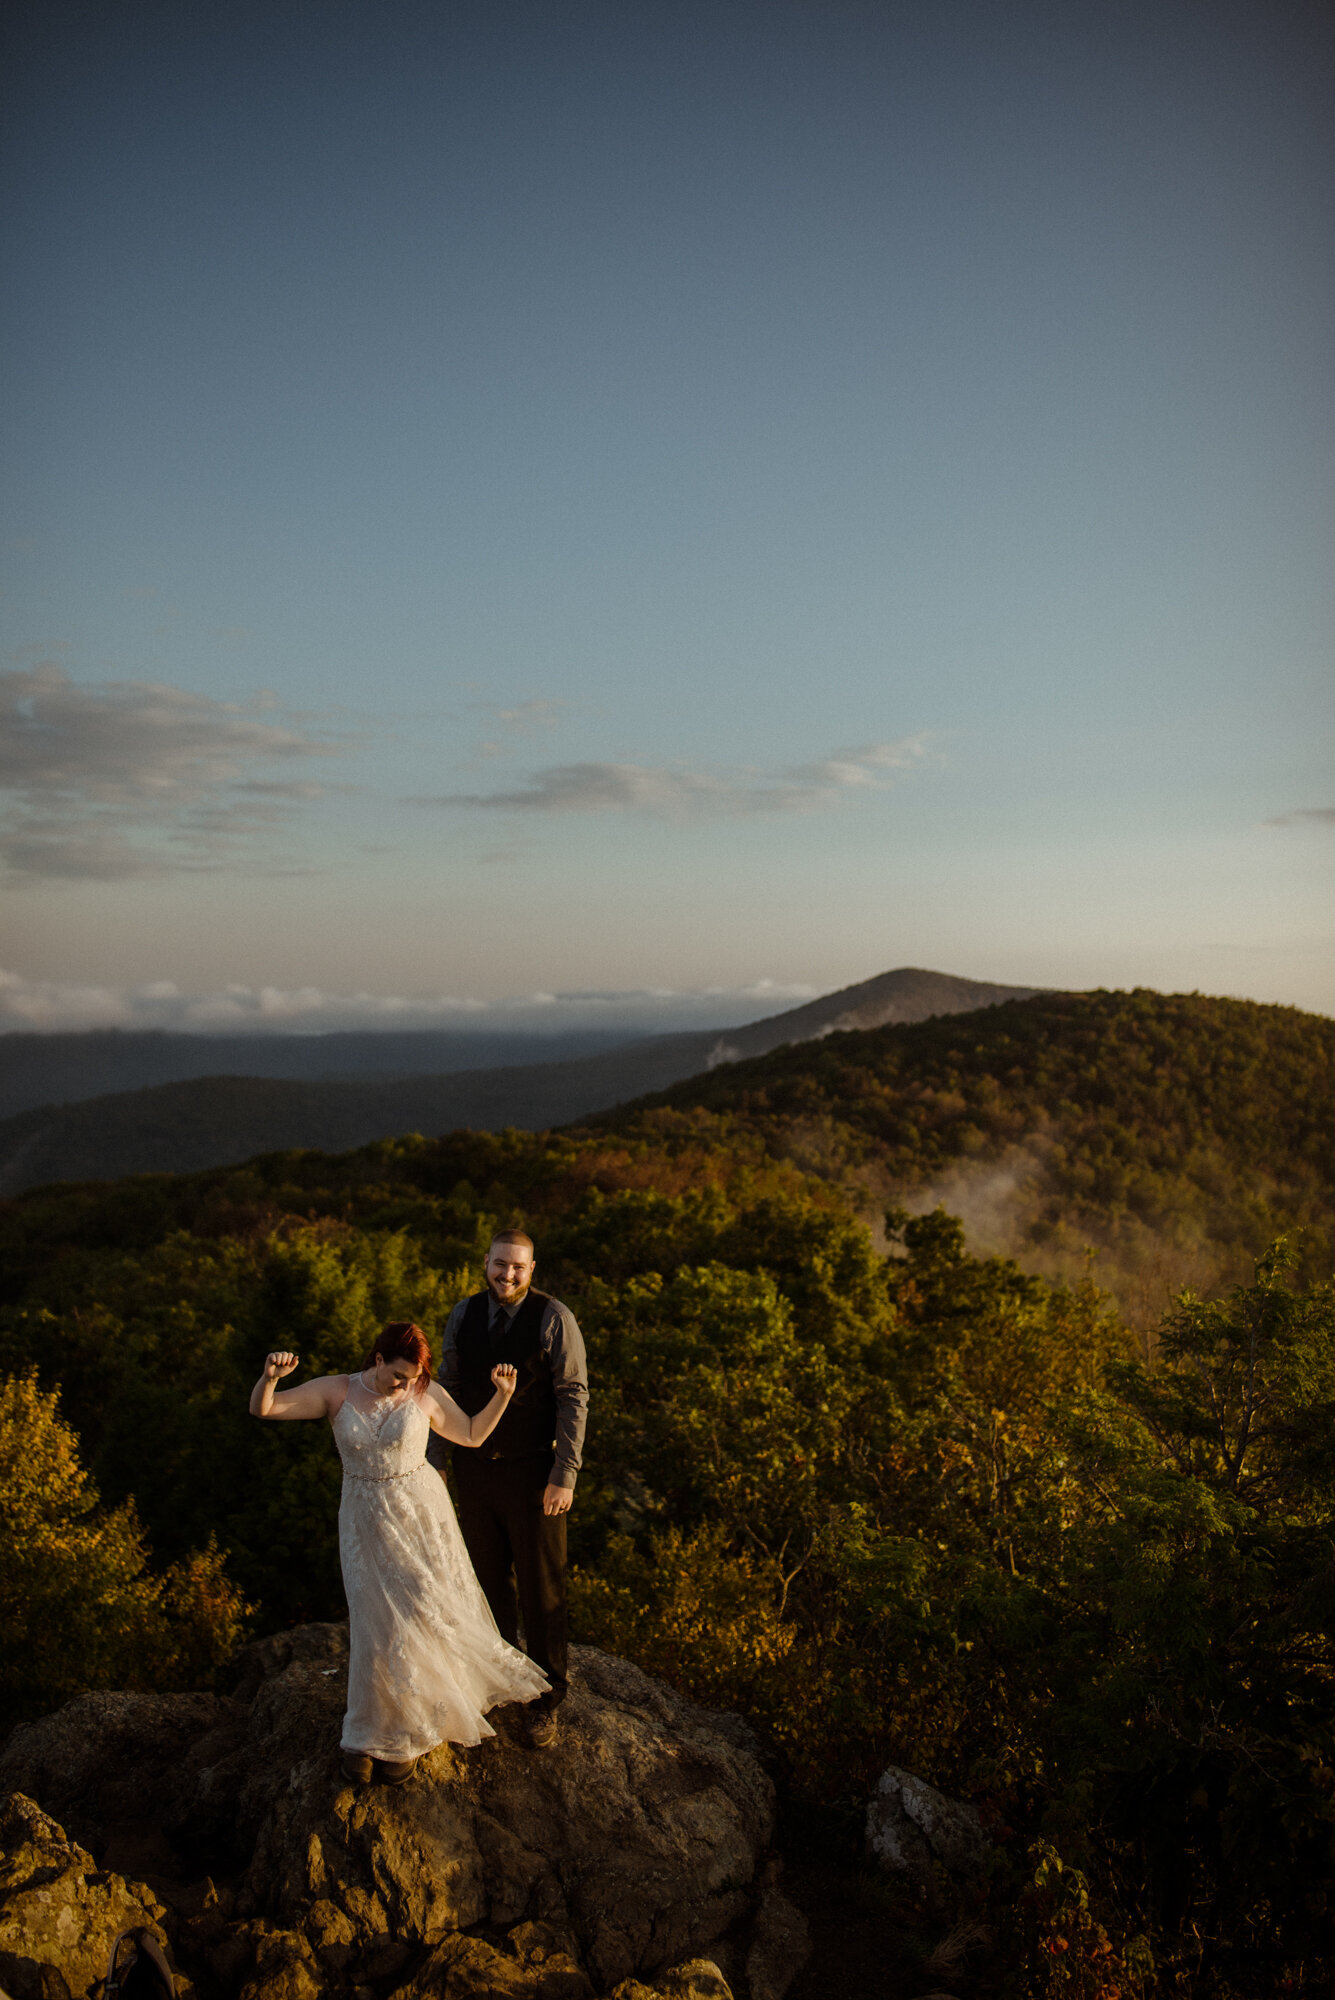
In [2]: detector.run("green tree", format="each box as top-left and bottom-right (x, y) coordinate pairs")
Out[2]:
(581, 1260), (857, 1572)
(0, 1370), (251, 1721)
(1044, 1246), (1335, 1973)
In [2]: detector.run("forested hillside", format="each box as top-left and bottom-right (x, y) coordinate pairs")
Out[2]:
(623, 987), (1335, 1311)
(3, 987), (1334, 1993)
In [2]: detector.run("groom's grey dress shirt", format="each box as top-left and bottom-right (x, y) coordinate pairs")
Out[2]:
(423, 1291), (588, 1490)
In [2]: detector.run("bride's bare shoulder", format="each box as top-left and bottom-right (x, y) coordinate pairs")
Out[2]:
(421, 1380), (456, 1433)
(317, 1372), (352, 1414)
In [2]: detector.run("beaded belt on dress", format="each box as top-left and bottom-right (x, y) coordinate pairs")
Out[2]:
(344, 1466), (424, 1483)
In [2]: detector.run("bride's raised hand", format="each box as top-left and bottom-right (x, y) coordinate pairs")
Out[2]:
(251, 1350), (335, 1421)
(490, 1362), (517, 1398)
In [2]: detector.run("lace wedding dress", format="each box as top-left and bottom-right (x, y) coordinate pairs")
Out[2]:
(332, 1374), (549, 1759)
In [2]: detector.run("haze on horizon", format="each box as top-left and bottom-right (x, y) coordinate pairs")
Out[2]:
(2, 0), (1332, 1033)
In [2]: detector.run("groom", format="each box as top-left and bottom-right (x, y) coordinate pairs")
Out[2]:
(426, 1228), (588, 1747)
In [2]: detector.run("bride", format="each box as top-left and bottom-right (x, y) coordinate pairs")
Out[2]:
(249, 1319), (550, 1785)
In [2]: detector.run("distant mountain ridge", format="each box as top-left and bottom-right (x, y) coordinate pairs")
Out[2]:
(0, 1025), (644, 1121)
(0, 968), (1041, 1192)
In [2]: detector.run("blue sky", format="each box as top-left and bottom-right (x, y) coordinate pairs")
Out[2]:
(2, 0), (1331, 1031)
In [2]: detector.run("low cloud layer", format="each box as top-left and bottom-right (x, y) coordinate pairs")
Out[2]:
(0, 969), (819, 1036)
(420, 736), (931, 817)
(0, 664), (346, 882)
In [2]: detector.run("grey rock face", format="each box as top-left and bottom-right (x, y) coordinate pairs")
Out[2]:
(865, 1763), (991, 1901)
(0, 1631), (810, 2000)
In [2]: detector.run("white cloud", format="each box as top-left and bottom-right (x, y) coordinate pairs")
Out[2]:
(419, 735), (932, 818)
(472, 697), (571, 759)
(0, 969), (819, 1036)
(0, 663), (348, 883)
(486, 698), (569, 731)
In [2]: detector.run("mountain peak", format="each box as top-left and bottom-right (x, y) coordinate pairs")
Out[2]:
(711, 967), (1047, 1063)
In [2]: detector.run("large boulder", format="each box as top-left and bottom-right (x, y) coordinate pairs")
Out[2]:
(865, 1762), (990, 1903)
(0, 1688), (248, 1878)
(0, 1630), (809, 2000)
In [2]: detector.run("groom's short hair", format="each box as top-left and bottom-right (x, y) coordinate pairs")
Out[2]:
(489, 1228), (534, 1256)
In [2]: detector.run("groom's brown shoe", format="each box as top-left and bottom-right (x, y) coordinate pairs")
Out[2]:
(341, 1752), (373, 1784)
(526, 1703), (559, 1749)
(376, 1757), (418, 1785)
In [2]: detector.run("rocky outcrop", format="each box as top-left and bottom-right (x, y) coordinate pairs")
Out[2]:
(865, 1763), (990, 1903)
(0, 1629), (809, 2000)
(0, 1793), (187, 2000)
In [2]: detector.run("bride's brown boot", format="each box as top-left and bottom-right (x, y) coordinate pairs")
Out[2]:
(376, 1757), (418, 1785)
(341, 1752), (373, 1784)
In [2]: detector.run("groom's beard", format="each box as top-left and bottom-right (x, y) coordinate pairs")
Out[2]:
(488, 1282), (530, 1308)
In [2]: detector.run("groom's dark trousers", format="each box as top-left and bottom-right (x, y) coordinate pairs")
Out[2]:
(426, 1284), (588, 1710)
(452, 1451), (568, 1704)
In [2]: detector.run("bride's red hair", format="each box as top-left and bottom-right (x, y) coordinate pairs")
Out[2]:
(362, 1320), (433, 1392)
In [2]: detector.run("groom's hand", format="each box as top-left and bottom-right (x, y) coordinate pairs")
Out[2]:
(542, 1484), (572, 1517)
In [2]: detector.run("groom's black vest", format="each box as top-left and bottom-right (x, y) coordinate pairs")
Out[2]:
(453, 1287), (557, 1460)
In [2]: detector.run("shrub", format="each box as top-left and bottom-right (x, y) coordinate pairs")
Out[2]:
(0, 1370), (251, 1721)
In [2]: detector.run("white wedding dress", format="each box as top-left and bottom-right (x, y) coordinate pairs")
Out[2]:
(332, 1374), (549, 1759)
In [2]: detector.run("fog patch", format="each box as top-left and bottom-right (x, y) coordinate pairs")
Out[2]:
(899, 1145), (1049, 1260)
(706, 1039), (743, 1069)
(881, 1139), (1250, 1332)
